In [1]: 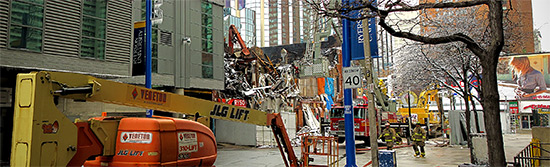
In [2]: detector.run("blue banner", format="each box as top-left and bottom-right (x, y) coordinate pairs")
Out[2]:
(325, 77), (335, 97)
(349, 0), (379, 60)
(368, 17), (379, 58)
(350, 19), (365, 60)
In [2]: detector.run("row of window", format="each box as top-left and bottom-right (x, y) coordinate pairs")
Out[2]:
(201, 1), (214, 79)
(9, 0), (106, 59)
(9, 0), (215, 79)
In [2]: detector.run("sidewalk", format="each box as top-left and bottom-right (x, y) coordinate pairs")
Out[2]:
(351, 133), (531, 167)
(214, 133), (532, 167)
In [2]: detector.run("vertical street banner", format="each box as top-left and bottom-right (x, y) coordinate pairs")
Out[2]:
(368, 16), (379, 58)
(132, 21), (146, 76)
(350, 0), (379, 60)
(349, 8), (365, 60)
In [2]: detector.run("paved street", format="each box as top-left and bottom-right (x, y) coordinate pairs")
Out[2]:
(215, 133), (532, 167)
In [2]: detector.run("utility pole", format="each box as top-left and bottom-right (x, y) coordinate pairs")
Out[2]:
(359, 18), (379, 167)
(407, 88), (412, 144)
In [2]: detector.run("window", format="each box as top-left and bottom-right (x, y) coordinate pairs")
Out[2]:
(81, 0), (107, 59)
(9, 0), (44, 52)
(201, 1), (214, 79)
(330, 108), (365, 119)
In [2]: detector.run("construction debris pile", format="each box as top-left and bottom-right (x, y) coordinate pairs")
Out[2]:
(217, 24), (345, 146)
(221, 52), (301, 113)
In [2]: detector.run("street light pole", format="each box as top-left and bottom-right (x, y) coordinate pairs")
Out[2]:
(407, 88), (412, 144)
(342, 17), (358, 167)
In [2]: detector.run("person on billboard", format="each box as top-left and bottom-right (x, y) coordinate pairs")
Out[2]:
(509, 57), (547, 99)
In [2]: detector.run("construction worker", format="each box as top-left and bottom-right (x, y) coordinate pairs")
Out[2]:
(379, 122), (396, 150)
(412, 123), (427, 157)
(395, 128), (403, 145)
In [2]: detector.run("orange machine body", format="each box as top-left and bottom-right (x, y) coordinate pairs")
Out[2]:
(85, 117), (217, 166)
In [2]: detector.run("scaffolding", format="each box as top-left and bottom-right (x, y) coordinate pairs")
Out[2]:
(301, 135), (339, 167)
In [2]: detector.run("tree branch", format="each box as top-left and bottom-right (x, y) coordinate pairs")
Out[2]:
(385, 0), (488, 12)
(379, 16), (486, 56)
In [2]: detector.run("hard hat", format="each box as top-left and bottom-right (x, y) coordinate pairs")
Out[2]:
(385, 122), (390, 126)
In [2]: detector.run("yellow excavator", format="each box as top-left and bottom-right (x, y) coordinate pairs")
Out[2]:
(396, 84), (443, 137)
(9, 71), (300, 166)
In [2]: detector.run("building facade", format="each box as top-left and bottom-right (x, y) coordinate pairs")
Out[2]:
(224, 0), (256, 47)
(247, 0), (314, 47)
(1, 0), (226, 88)
(1, 0), (132, 77)
(0, 0), (225, 164)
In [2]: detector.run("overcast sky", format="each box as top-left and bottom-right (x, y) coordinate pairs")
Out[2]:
(532, 0), (550, 52)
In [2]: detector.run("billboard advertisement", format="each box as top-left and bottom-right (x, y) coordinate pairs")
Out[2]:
(498, 53), (550, 100)
(498, 53), (550, 113)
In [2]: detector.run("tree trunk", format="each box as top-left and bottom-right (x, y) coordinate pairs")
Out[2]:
(472, 97), (481, 133)
(481, 55), (505, 166)
(436, 94), (444, 135)
(483, 1), (506, 166)
(463, 90), (474, 163)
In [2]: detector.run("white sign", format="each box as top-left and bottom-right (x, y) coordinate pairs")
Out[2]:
(343, 67), (362, 89)
(411, 114), (418, 123)
(120, 132), (153, 144)
(357, 20), (364, 44)
(344, 105), (352, 114)
(178, 132), (198, 154)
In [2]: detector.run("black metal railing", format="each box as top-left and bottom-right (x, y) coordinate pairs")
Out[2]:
(513, 142), (550, 167)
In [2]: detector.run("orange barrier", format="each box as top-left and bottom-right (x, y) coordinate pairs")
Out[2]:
(301, 135), (339, 167)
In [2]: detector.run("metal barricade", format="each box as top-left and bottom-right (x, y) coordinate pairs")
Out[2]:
(301, 135), (339, 167)
(513, 140), (550, 167)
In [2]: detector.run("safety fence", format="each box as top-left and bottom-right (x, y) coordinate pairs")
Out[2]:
(513, 142), (550, 167)
(301, 135), (339, 167)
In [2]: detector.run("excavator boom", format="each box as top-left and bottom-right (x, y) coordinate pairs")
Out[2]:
(228, 24), (250, 56)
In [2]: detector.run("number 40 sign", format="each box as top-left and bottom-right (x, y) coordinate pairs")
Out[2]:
(343, 67), (362, 89)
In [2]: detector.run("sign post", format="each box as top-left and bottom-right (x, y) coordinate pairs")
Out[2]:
(145, 0), (153, 117)
(342, 0), (362, 166)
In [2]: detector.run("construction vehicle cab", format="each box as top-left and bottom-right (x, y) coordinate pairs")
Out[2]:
(395, 87), (443, 137)
(9, 71), (299, 167)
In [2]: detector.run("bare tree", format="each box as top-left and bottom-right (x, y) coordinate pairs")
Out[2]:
(391, 2), (524, 164)
(306, 0), (508, 165)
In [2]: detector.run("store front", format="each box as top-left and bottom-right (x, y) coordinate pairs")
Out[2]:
(518, 101), (550, 129)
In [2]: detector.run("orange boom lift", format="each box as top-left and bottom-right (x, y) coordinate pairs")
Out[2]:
(10, 71), (299, 166)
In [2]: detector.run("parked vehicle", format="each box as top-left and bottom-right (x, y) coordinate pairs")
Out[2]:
(329, 104), (399, 145)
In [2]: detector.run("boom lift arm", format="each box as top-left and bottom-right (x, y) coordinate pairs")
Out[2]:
(10, 71), (299, 167)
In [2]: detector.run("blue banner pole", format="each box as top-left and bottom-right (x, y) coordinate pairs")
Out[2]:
(342, 2), (357, 166)
(145, 0), (153, 117)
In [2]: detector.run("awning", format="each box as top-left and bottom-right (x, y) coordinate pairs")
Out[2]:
(519, 100), (550, 113)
